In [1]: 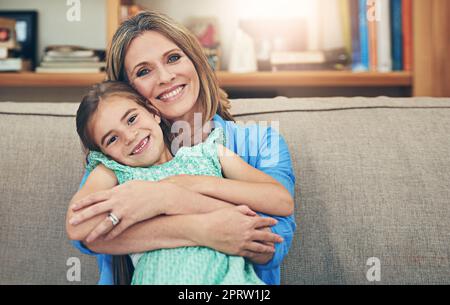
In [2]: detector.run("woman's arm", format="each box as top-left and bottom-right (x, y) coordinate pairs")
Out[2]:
(68, 177), (240, 243)
(162, 145), (294, 216)
(66, 164), (119, 241)
(84, 206), (281, 258)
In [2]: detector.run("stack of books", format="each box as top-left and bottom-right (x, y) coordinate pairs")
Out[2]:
(299, 0), (412, 73)
(347, 0), (413, 72)
(36, 45), (106, 73)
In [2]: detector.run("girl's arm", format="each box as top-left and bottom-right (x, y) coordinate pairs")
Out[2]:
(164, 145), (294, 217)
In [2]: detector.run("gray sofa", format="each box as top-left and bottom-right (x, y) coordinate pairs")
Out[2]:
(1, 97), (449, 284)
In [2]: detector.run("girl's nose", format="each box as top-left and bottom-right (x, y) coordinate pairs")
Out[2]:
(125, 129), (139, 146)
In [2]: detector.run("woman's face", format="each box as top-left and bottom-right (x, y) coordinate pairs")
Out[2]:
(89, 96), (168, 167)
(124, 31), (201, 123)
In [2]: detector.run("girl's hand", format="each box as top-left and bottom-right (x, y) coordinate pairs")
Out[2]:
(194, 205), (284, 257)
(69, 180), (167, 243)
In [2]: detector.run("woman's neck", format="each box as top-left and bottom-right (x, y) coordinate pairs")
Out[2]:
(171, 105), (211, 147)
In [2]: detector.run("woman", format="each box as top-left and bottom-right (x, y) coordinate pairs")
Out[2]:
(67, 11), (296, 285)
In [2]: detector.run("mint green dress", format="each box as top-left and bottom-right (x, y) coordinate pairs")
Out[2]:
(86, 128), (264, 285)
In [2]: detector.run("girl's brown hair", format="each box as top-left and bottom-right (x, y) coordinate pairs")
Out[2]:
(106, 11), (234, 125)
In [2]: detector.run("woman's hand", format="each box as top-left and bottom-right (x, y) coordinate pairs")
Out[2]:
(193, 205), (284, 257)
(69, 180), (167, 243)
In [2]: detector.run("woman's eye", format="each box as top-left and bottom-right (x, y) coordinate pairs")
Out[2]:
(128, 114), (137, 125)
(136, 68), (150, 78)
(168, 54), (181, 63)
(107, 136), (117, 146)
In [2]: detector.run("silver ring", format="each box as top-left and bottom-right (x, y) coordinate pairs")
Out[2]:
(108, 212), (120, 226)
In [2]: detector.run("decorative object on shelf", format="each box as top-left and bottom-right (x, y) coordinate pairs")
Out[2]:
(228, 27), (257, 73)
(36, 45), (106, 73)
(186, 17), (221, 71)
(239, 18), (308, 71)
(0, 17), (29, 72)
(0, 11), (37, 70)
(270, 48), (350, 71)
(120, 1), (145, 23)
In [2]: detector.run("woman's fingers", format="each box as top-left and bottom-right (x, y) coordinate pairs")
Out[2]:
(253, 216), (278, 229)
(245, 241), (276, 254)
(69, 201), (110, 226)
(85, 216), (115, 243)
(251, 230), (283, 244)
(103, 219), (130, 241)
(71, 190), (111, 211)
(236, 205), (257, 216)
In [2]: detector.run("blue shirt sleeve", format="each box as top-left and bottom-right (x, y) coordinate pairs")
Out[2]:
(252, 126), (297, 270)
(71, 169), (98, 256)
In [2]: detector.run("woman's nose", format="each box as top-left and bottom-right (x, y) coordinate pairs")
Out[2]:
(157, 65), (176, 84)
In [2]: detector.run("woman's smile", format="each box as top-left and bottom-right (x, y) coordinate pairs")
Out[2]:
(156, 84), (186, 103)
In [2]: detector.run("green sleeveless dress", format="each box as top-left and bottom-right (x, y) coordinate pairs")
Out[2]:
(86, 128), (264, 285)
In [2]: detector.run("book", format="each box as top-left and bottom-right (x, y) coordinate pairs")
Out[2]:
(321, 0), (345, 50)
(42, 55), (100, 62)
(44, 45), (95, 58)
(35, 66), (101, 73)
(402, 0), (413, 71)
(339, 0), (353, 56)
(270, 48), (350, 71)
(367, 0), (378, 71)
(306, 0), (321, 51)
(349, 0), (365, 71)
(377, 0), (392, 72)
(40, 61), (105, 68)
(0, 57), (21, 71)
(358, 0), (370, 71)
(390, 0), (403, 71)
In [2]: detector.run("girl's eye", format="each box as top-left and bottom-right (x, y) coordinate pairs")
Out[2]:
(168, 54), (181, 63)
(107, 136), (117, 146)
(128, 114), (137, 125)
(136, 68), (150, 78)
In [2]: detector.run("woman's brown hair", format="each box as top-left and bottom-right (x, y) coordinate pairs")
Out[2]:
(106, 11), (234, 125)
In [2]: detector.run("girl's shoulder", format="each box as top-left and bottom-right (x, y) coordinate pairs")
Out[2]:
(86, 151), (130, 174)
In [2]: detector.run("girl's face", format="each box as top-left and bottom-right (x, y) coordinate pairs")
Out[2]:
(89, 96), (169, 167)
(124, 31), (201, 123)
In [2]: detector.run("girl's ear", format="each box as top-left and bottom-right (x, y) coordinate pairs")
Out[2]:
(153, 113), (161, 124)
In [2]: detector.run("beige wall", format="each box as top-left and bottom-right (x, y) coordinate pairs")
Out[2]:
(0, 0), (107, 61)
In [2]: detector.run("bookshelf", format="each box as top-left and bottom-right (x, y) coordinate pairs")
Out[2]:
(0, 71), (412, 88)
(0, 0), (448, 97)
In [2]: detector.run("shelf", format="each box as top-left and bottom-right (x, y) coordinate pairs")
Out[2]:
(0, 71), (412, 88)
(216, 71), (412, 88)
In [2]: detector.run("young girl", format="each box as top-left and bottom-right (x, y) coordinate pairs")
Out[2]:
(70, 81), (293, 284)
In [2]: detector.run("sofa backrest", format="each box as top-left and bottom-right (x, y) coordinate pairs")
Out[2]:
(1, 97), (449, 284)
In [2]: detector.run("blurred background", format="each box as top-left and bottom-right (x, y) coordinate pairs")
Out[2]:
(0, 0), (449, 102)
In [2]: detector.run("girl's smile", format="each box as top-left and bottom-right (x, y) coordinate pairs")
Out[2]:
(130, 136), (150, 156)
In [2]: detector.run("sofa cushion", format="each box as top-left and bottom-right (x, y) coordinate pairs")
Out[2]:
(0, 97), (449, 284)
